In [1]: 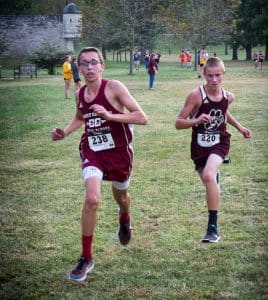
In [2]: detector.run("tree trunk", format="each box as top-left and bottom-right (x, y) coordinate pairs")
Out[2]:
(129, 48), (133, 75)
(194, 48), (197, 71)
(49, 60), (54, 75)
(102, 46), (106, 60)
(140, 43), (147, 64)
(224, 42), (228, 55)
(265, 39), (268, 61)
(245, 44), (252, 61)
(232, 44), (238, 60)
(128, 27), (134, 75)
(116, 51), (122, 62)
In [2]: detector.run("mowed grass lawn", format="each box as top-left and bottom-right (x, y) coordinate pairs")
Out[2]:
(0, 55), (267, 299)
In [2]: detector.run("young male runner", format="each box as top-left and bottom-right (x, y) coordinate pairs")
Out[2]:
(52, 47), (148, 281)
(175, 57), (251, 243)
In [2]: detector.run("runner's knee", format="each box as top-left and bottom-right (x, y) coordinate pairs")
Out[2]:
(117, 194), (129, 206)
(202, 169), (217, 184)
(84, 195), (100, 211)
(113, 188), (129, 206)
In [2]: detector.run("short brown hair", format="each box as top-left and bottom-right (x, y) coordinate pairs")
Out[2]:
(77, 47), (104, 65)
(203, 57), (225, 74)
(64, 55), (71, 61)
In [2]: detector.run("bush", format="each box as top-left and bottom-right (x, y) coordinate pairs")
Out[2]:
(29, 43), (70, 75)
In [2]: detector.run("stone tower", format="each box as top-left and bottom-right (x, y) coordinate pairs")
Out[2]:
(63, 2), (82, 52)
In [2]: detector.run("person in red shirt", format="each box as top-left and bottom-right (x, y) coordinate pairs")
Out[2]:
(179, 50), (186, 68)
(51, 47), (148, 281)
(147, 53), (158, 90)
(185, 49), (192, 69)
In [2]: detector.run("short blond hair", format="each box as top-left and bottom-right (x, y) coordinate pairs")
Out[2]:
(203, 57), (225, 74)
(77, 47), (104, 65)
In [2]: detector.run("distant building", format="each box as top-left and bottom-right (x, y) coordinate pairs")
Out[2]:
(0, 2), (82, 56)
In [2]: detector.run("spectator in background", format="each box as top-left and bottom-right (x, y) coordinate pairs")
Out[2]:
(144, 50), (150, 69)
(71, 57), (82, 90)
(185, 49), (192, 69)
(258, 50), (264, 70)
(133, 51), (141, 70)
(155, 52), (161, 65)
(147, 53), (158, 90)
(252, 52), (258, 69)
(179, 50), (186, 68)
(199, 49), (208, 79)
(197, 50), (201, 78)
(62, 55), (72, 99)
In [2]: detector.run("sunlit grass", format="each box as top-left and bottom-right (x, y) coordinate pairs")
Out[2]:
(0, 57), (267, 299)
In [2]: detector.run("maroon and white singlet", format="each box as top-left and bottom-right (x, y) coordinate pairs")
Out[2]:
(190, 86), (231, 169)
(78, 79), (133, 182)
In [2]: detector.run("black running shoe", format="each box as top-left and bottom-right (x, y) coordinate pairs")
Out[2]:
(223, 156), (231, 164)
(68, 256), (94, 281)
(118, 221), (132, 245)
(202, 225), (221, 243)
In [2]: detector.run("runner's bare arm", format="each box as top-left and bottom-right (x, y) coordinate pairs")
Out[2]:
(51, 109), (84, 141)
(175, 89), (211, 129)
(226, 111), (252, 138)
(90, 80), (148, 125)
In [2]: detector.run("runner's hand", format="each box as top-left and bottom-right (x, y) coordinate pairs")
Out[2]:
(90, 104), (111, 120)
(196, 113), (212, 125)
(51, 128), (65, 140)
(240, 127), (252, 138)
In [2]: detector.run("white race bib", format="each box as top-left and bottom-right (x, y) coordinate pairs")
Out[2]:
(197, 132), (220, 147)
(88, 133), (115, 152)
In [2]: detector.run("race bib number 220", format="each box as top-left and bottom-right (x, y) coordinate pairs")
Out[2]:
(197, 133), (220, 147)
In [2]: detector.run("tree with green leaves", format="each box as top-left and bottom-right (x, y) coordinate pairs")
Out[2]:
(229, 0), (267, 60)
(115, 0), (164, 74)
(29, 43), (67, 75)
(80, 0), (164, 75)
(79, 0), (127, 60)
(0, 0), (71, 15)
(159, 0), (239, 48)
(157, 0), (240, 68)
(251, 0), (268, 60)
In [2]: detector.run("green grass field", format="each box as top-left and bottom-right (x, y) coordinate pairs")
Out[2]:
(0, 54), (267, 299)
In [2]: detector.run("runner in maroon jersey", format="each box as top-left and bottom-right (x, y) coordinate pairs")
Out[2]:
(175, 57), (251, 243)
(51, 47), (148, 281)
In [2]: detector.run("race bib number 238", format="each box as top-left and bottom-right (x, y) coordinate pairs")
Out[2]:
(88, 133), (115, 152)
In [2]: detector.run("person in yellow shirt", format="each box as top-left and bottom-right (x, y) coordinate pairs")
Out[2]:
(199, 49), (208, 79)
(63, 55), (73, 99)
